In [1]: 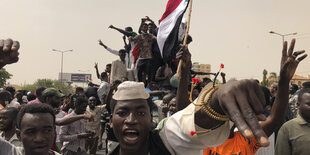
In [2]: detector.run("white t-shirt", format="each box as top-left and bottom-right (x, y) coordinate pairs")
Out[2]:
(110, 59), (127, 83)
(97, 81), (110, 103)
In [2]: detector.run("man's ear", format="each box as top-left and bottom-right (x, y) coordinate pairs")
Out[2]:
(16, 129), (21, 140)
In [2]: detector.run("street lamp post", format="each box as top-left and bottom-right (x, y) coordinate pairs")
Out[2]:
(52, 49), (73, 83)
(269, 31), (297, 43)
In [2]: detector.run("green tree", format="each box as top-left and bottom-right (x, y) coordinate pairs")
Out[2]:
(269, 72), (278, 79)
(35, 79), (54, 88)
(21, 84), (37, 93)
(21, 79), (73, 95)
(53, 80), (73, 94)
(268, 72), (278, 86)
(0, 68), (12, 87)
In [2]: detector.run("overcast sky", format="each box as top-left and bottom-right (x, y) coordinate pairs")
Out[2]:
(1, 0), (310, 86)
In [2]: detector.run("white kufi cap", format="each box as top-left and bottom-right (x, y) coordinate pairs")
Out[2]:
(112, 81), (149, 100)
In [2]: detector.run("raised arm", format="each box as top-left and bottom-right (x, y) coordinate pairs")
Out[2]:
(94, 62), (100, 79)
(98, 40), (119, 56)
(195, 40), (307, 146)
(98, 39), (107, 48)
(138, 16), (157, 34)
(175, 45), (191, 111)
(138, 17), (147, 34)
(56, 114), (94, 126)
(146, 16), (157, 28)
(0, 39), (20, 69)
(122, 36), (130, 53)
(196, 79), (270, 146)
(175, 47), (270, 147)
(109, 25), (132, 37)
(261, 39), (307, 137)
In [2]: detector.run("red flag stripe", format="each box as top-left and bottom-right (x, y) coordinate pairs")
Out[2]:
(132, 44), (140, 64)
(160, 0), (183, 23)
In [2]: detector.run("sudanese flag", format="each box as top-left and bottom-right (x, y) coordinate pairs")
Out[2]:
(157, 0), (190, 63)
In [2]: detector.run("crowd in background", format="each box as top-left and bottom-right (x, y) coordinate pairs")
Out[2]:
(0, 15), (310, 155)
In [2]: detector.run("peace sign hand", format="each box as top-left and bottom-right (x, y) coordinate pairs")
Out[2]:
(280, 39), (307, 80)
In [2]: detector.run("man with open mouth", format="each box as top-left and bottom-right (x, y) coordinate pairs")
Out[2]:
(109, 46), (272, 155)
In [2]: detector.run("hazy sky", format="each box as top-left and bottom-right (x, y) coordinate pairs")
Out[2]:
(1, 0), (310, 86)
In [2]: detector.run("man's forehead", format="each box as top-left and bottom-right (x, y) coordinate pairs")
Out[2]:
(115, 100), (148, 109)
(21, 113), (54, 128)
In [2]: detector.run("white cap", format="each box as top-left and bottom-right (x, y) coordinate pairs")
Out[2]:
(112, 81), (150, 100)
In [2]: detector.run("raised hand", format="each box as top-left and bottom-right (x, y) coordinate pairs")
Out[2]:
(280, 39), (307, 80)
(145, 16), (151, 21)
(211, 79), (269, 146)
(108, 25), (114, 29)
(0, 39), (20, 68)
(98, 39), (107, 48)
(94, 62), (98, 69)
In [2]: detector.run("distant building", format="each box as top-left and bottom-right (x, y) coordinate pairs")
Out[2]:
(291, 74), (310, 86)
(191, 62), (211, 81)
(4, 84), (21, 90)
(59, 72), (92, 88)
(265, 74), (310, 88)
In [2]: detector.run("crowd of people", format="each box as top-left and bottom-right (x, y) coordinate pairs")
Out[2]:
(0, 15), (310, 155)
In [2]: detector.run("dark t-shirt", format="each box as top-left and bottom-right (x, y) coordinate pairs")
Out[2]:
(109, 130), (171, 155)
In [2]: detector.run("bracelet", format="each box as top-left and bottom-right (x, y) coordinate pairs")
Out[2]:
(193, 84), (229, 121)
(201, 86), (229, 121)
(201, 104), (229, 121)
(191, 86), (213, 106)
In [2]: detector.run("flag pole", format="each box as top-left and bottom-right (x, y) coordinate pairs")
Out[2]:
(176, 0), (193, 78)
